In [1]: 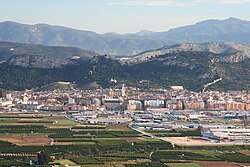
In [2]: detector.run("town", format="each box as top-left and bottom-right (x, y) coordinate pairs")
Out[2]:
(1, 84), (250, 112)
(1, 84), (250, 147)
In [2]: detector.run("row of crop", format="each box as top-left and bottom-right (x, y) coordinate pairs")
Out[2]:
(133, 140), (173, 150)
(126, 162), (167, 167)
(49, 131), (113, 138)
(70, 157), (103, 165)
(0, 157), (35, 166)
(126, 164), (149, 167)
(17, 120), (54, 123)
(0, 116), (44, 119)
(54, 138), (96, 142)
(50, 131), (140, 139)
(179, 130), (201, 137)
(50, 130), (141, 138)
(145, 130), (176, 134)
(152, 151), (221, 161)
(0, 145), (44, 154)
(95, 157), (131, 162)
(97, 142), (136, 152)
(177, 145), (250, 151)
(97, 139), (129, 147)
(74, 130), (139, 135)
(0, 137), (171, 155)
(151, 133), (182, 137)
(218, 152), (250, 163)
(0, 141), (15, 147)
(0, 128), (72, 134)
(0, 125), (74, 135)
(0, 140), (160, 155)
(48, 131), (75, 138)
(71, 126), (106, 129)
(83, 165), (113, 167)
(0, 125), (45, 129)
(0, 143), (97, 154)
(99, 152), (150, 159)
(147, 130), (201, 137)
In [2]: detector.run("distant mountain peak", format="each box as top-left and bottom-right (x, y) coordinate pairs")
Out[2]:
(227, 17), (243, 21)
(196, 17), (247, 25)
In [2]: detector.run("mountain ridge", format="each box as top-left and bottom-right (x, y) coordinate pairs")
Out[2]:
(1, 18), (250, 55)
(0, 41), (249, 91)
(0, 21), (165, 55)
(0, 41), (98, 68)
(128, 42), (250, 63)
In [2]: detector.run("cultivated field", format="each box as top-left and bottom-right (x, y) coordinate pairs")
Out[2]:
(0, 134), (51, 146)
(1, 113), (250, 166)
(166, 163), (202, 167)
(195, 161), (242, 167)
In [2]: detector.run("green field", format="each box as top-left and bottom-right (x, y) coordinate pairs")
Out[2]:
(50, 159), (76, 165)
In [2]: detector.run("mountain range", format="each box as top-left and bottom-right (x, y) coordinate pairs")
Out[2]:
(1, 17), (250, 55)
(0, 41), (249, 91)
(0, 21), (164, 56)
(0, 18), (250, 91)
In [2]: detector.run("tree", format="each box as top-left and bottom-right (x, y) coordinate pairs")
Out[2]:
(37, 153), (50, 165)
(198, 125), (203, 133)
(0, 89), (3, 98)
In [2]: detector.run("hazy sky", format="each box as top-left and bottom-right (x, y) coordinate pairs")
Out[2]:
(1, 0), (250, 33)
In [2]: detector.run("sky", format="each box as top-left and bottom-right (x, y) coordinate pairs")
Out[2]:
(0, 0), (250, 33)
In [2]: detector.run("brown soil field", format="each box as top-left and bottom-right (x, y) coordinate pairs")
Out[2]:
(166, 137), (213, 146)
(239, 150), (250, 156)
(166, 137), (250, 146)
(109, 159), (151, 167)
(106, 124), (130, 130)
(74, 124), (106, 127)
(18, 119), (54, 123)
(46, 125), (72, 129)
(72, 134), (92, 137)
(195, 161), (241, 167)
(0, 134), (51, 146)
(0, 113), (36, 117)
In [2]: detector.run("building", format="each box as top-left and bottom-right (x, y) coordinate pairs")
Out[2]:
(144, 99), (165, 108)
(103, 99), (122, 110)
(226, 102), (246, 111)
(203, 128), (250, 141)
(121, 83), (126, 97)
(128, 100), (142, 110)
(68, 98), (75, 104)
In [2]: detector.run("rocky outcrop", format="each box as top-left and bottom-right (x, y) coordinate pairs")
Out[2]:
(7, 55), (69, 68)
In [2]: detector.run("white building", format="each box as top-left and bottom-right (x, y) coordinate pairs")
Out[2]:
(68, 98), (75, 104)
(144, 100), (165, 107)
(128, 100), (142, 110)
